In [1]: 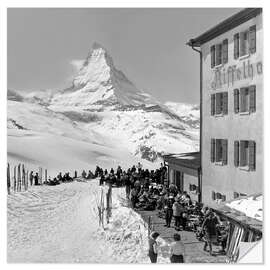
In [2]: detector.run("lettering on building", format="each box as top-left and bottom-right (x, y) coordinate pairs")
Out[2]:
(211, 60), (263, 90)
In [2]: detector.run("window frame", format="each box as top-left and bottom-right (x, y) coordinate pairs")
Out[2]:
(239, 30), (250, 58)
(211, 92), (228, 116)
(235, 140), (256, 171)
(211, 138), (228, 166)
(210, 39), (228, 68)
(234, 25), (256, 60)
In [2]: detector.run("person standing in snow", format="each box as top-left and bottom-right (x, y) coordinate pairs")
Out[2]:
(148, 231), (160, 263)
(81, 170), (87, 179)
(29, 171), (34, 185)
(34, 172), (39, 185)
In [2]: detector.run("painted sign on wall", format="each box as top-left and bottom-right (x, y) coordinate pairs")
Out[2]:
(211, 60), (263, 90)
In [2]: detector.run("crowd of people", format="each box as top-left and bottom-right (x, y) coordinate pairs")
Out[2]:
(94, 162), (229, 261)
(30, 162), (228, 262)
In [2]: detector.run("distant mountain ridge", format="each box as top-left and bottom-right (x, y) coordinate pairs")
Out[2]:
(7, 42), (199, 162)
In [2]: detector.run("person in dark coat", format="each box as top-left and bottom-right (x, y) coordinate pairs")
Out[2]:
(34, 173), (39, 185)
(29, 171), (34, 185)
(148, 231), (160, 263)
(81, 170), (87, 179)
(99, 172), (105, 185)
(202, 210), (220, 255)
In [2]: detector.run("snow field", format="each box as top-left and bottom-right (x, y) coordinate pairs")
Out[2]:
(7, 180), (170, 263)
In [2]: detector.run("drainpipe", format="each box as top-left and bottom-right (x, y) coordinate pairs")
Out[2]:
(191, 45), (202, 203)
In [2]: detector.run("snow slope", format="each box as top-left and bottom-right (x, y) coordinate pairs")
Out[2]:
(7, 42), (199, 165)
(165, 101), (200, 129)
(7, 100), (156, 176)
(7, 180), (170, 263)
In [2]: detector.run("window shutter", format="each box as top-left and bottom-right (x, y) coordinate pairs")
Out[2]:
(223, 92), (228, 114)
(211, 94), (215, 115)
(222, 39), (228, 64)
(212, 191), (216, 200)
(249, 85), (256, 112)
(234, 141), (239, 167)
(211, 138), (216, 163)
(240, 141), (246, 166)
(234, 33), (239, 59)
(234, 89), (239, 113)
(249, 25), (256, 54)
(249, 141), (256, 171)
(189, 184), (192, 191)
(211, 45), (215, 68)
(222, 139), (228, 165)
(216, 93), (221, 114)
(240, 88), (246, 112)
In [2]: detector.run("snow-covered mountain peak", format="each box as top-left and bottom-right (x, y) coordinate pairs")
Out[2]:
(50, 42), (157, 110)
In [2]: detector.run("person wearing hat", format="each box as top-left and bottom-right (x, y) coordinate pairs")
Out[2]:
(148, 231), (160, 263)
(170, 233), (185, 263)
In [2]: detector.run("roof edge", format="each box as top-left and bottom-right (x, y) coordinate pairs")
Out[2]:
(187, 8), (262, 47)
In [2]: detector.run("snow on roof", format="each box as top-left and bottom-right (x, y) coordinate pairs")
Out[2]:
(225, 194), (263, 222)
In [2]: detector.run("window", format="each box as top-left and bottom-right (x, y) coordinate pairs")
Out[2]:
(211, 138), (228, 165)
(234, 25), (256, 59)
(234, 33), (240, 59)
(211, 92), (228, 115)
(234, 85), (256, 114)
(240, 87), (249, 112)
(234, 192), (247, 199)
(240, 30), (249, 57)
(210, 39), (228, 68)
(222, 39), (228, 64)
(234, 140), (256, 171)
(212, 191), (226, 201)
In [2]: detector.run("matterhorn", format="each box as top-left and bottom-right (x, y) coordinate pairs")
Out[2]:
(50, 42), (158, 111)
(7, 42), (199, 171)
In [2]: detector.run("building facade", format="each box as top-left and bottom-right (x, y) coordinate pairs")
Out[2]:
(163, 152), (201, 202)
(188, 8), (263, 206)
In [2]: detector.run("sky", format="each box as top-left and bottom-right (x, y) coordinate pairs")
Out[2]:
(8, 8), (242, 104)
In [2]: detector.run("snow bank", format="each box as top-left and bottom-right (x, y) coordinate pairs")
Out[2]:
(7, 180), (170, 263)
(92, 186), (170, 263)
(225, 194), (263, 221)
